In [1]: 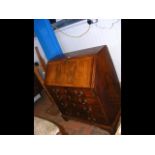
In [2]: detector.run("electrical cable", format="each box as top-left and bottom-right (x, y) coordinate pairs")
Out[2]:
(52, 23), (91, 38)
(51, 19), (120, 53)
(96, 19), (121, 29)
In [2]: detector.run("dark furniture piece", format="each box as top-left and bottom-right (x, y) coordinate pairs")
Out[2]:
(34, 73), (43, 97)
(45, 45), (121, 134)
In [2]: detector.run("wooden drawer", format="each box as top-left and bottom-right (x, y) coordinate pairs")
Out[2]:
(67, 88), (96, 98)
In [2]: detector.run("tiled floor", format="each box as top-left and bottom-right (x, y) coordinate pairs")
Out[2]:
(34, 91), (109, 135)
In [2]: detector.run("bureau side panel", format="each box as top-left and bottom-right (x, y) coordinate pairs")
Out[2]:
(94, 46), (121, 125)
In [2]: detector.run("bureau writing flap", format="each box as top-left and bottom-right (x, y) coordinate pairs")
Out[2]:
(45, 56), (94, 88)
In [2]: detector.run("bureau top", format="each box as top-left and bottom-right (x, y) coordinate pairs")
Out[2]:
(48, 45), (106, 62)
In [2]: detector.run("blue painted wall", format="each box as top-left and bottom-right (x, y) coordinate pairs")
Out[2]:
(34, 19), (63, 60)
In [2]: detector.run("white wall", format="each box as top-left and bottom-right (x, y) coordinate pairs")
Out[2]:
(34, 19), (121, 82)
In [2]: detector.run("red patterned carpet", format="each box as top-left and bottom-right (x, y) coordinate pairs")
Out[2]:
(34, 91), (109, 135)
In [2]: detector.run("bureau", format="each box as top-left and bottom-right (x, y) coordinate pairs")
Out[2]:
(45, 45), (121, 134)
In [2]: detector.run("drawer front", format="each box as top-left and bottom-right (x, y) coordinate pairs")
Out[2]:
(67, 88), (96, 98)
(47, 86), (106, 124)
(47, 86), (95, 101)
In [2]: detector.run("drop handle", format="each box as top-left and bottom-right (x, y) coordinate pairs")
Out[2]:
(84, 99), (87, 103)
(80, 91), (84, 95)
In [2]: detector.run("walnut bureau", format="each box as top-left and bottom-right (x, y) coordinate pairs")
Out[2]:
(45, 45), (121, 134)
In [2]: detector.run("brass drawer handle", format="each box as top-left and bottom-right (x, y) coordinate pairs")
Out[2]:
(84, 99), (87, 103)
(78, 98), (82, 103)
(79, 91), (84, 96)
(74, 90), (78, 94)
(93, 118), (96, 121)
